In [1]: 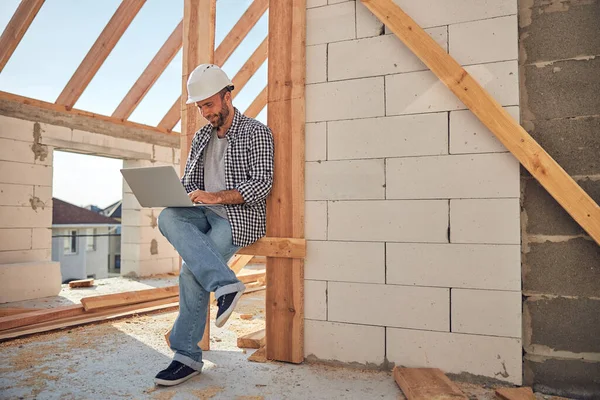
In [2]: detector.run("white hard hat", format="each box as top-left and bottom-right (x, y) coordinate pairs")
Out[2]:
(186, 64), (234, 104)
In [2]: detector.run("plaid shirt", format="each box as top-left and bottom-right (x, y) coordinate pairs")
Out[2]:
(181, 108), (274, 247)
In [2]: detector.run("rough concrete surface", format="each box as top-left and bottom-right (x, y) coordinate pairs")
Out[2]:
(525, 116), (600, 176)
(519, 0), (600, 63)
(524, 296), (600, 353)
(523, 237), (600, 297)
(524, 355), (600, 399)
(522, 177), (600, 236)
(522, 58), (600, 121)
(0, 276), (563, 399)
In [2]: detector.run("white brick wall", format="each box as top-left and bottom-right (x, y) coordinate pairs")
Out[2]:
(304, 0), (521, 382)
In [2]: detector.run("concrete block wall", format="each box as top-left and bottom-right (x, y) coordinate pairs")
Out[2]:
(304, 0), (522, 384)
(0, 114), (180, 302)
(518, 0), (600, 396)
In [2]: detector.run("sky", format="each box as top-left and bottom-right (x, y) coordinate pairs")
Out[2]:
(0, 0), (268, 209)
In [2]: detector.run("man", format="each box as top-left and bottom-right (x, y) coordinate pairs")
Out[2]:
(154, 64), (274, 386)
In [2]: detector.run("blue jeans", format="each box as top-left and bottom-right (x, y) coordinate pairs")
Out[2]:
(157, 206), (244, 371)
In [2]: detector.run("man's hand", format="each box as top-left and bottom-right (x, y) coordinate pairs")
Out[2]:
(188, 189), (245, 205)
(189, 190), (219, 204)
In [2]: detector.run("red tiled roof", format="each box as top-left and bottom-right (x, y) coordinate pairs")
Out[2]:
(52, 198), (120, 225)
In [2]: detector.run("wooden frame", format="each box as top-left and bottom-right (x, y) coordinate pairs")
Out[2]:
(55, 0), (146, 109)
(265, 0), (306, 363)
(361, 0), (600, 246)
(0, 0), (45, 73)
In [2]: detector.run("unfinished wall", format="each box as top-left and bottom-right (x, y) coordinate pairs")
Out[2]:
(303, 0), (522, 384)
(519, 0), (600, 396)
(0, 114), (179, 302)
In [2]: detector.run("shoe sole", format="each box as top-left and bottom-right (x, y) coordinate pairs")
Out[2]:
(215, 289), (244, 328)
(154, 371), (200, 386)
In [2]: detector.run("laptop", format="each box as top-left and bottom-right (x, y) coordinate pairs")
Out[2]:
(120, 165), (220, 208)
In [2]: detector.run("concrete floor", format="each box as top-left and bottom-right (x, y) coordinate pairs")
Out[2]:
(0, 276), (569, 399)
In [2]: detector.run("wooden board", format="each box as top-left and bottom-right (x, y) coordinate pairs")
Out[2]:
(393, 368), (468, 400)
(238, 271), (266, 284)
(244, 86), (267, 118)
(0, 304), (84, 331)
(214, 0), (268, 66)
(0, 298), (179, 341)
(265, 0), (306, 364)
(496, 387), (535, 400)
(0, 308), (42, 317)
(238, 237), (306, 258)
(0, 90), (179, 147)
(237, 328), (266, 349)
(80, 286), (179, 311)
(69, 279), (94, 288)
(55, 0), (146, 108)
(248, 345), (267, 363)
(361, 0), (600, 246)
(0, 0), (45, 72)
(231, 38), (268, 100)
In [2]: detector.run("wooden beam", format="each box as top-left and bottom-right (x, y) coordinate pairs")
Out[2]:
(80, 286), (179, 311)
(237, 328), (266, 349)
(0, 0), (45, 73)
(68, 279), (94, 288)
(248, 345), (267, 362)
(214, 0), (268, 66)
(238, 237), (305, 259)
(244, 86), (267, 118)
(361, 0), (600, 246)
(55, 0), (146, 109)
(495, 387), (535, 400)
(0, 299), (179, 341)
(0, 308), (42, 317)
(0, 305), (84, 331)
(393, 368), (468, 400)
(0, 90), (179, 148)
(265, 0), (306, 364)
(231, 38), (268, 100)
(158, 98), (181, 132)
(182, 0), (216, 353)
(112, 20), (183, 120)
(158, 11), (268, 131)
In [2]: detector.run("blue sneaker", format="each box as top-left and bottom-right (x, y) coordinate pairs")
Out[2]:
(215, 289), (244, 328)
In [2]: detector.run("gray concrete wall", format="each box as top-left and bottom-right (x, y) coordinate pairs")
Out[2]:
(519, 0), (600, 397)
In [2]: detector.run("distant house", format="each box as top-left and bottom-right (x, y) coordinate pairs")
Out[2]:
(52, 198), (121, 283)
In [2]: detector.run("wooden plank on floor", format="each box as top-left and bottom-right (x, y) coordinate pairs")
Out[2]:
(361, 0), (600, 246)
(495, 387), (535, 400)
(393, 367), (468, 400)
(238, 271), (265, 284)
(248, 345), (267, 363)
(0, 305), (84, 331)
(80, 286), (179, 311)
(237, 328), (266, 349)
(265, 0), (306, 364)
(0, 308), (42, 317)
(69, 278), (94, 288)
(0, 297), (179, 341)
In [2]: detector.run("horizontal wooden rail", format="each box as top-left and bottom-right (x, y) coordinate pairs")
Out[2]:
(238, 237), (306, 258)
(0, 90), (179, 148)
(362, 0), (600, 246)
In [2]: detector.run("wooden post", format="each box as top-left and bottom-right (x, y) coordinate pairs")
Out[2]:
(181, 0), (216, 352)
(266, 0), (306, 363)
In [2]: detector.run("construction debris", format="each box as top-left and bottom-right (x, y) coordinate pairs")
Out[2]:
(393, 367), (468, 400)
(495, 387), (535, 400)
(240, 314), (253, 320)
(237, 328), (265, 349)
(80, 286), (178, 311)
(248, 345), (267, 363)
(68, 278), (94, 288)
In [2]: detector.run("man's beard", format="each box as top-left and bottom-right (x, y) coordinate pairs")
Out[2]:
(207, 103), (230, 128)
